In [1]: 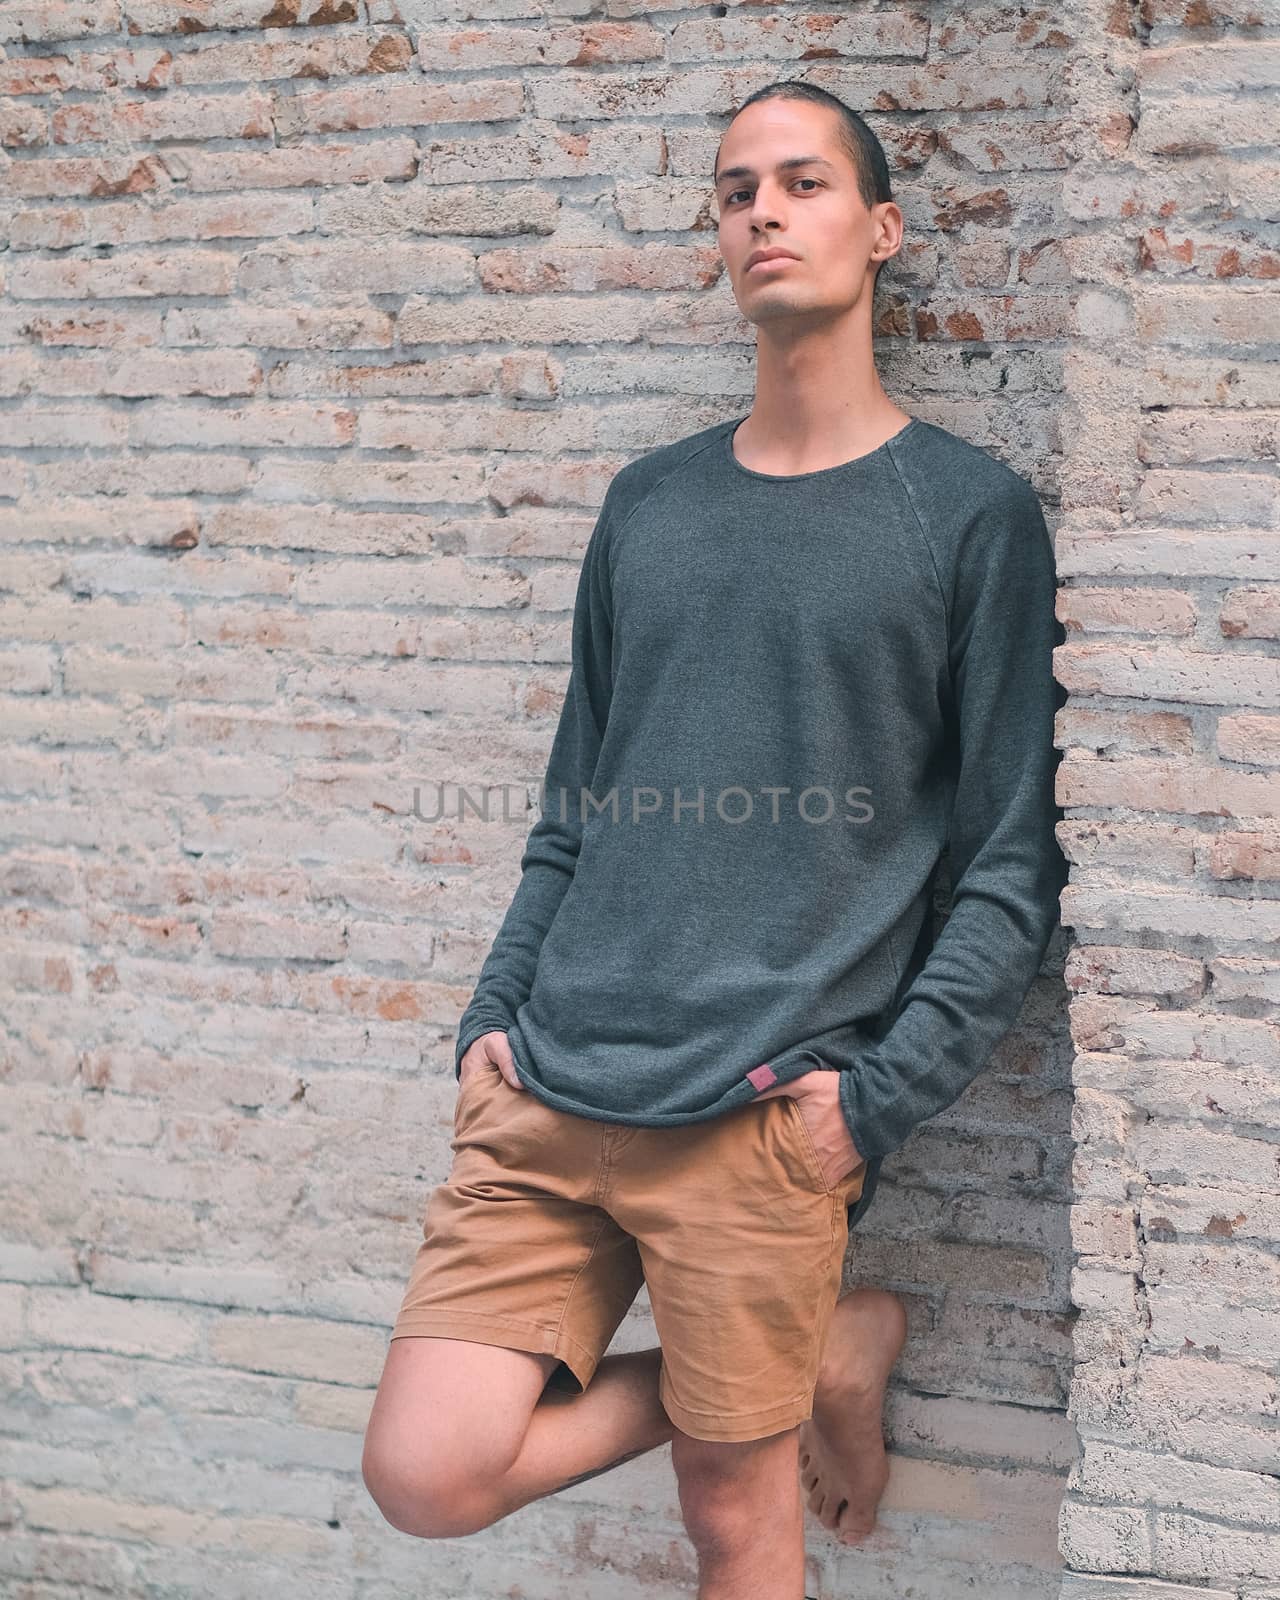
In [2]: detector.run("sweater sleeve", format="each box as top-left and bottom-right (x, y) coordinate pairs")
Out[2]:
(452, 481), (619, 1078)
(837, 477), (1068, 1161)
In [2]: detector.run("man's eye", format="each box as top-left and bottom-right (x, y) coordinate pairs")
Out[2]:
(725, 178), (820, 205)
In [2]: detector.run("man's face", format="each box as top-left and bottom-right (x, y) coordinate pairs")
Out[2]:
(714, 98), (882, 328)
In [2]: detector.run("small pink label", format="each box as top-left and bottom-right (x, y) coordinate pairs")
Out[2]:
(745, 1063), (777, 1091)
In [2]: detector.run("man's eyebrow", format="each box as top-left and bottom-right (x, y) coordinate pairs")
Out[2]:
(714, 155), (837, 189)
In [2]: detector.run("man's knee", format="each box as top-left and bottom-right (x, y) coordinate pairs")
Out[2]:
(362, 1433), (494, 1540)
(670, 1425), (800, 1549)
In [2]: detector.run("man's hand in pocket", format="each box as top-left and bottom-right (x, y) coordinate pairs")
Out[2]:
(459, 1029), (524, 1091)
(755, 1068), (864, 1188)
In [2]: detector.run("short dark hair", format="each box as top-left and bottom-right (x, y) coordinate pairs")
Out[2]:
(716, 80), (895, 285)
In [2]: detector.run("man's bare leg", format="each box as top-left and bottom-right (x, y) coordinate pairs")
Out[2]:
(797, 1284), (908, 1543)
(672, 1426), (807, 1600)
(365, 1339), (676, 1537)
(489, 1346), (676, 1518)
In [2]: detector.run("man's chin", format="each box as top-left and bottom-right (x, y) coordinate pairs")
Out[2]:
(741, 297), (833, 329)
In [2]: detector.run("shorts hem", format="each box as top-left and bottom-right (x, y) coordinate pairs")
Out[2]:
(659, 1381), (815, 1443)
(389, 1309), (598, 1392)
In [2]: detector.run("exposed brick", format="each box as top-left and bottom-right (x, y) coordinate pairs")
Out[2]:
(1058, 586), (1196, 636)
(122, 0), (358, 34)
(418, 19), (666, 69)
(0, 0), (119, 42)
(1064, 946), (1205, 999)
(1056, 644), (1280, 709)
(51, 88), (273, 143)
(1218, 713), (1280, 766)
(1220, 588), (1280, 640)
(271, 75), (521, 138)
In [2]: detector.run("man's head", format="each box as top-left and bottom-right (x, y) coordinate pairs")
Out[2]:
(713, 83), (901, 328)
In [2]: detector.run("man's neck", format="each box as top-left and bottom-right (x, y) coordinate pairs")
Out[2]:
(730, 397), (914, 476)
(735, 311), (910, 474)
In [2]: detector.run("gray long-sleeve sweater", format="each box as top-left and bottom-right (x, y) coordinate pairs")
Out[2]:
(453, 413), (1068, 1227)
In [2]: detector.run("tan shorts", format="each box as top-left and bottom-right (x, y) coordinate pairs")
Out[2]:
(391, 1064), (868, 1443)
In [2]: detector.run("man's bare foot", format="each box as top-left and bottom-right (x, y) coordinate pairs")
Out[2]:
(797, 1285), (908, 1545)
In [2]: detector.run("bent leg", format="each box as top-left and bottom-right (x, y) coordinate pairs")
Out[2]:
(362, 1333), (675, 1539)
(362, 1334), (558, 1537)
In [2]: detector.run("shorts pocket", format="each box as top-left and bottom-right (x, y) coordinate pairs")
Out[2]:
(453, 1063), (496, 1131)
(782, 1095), (863, 1196)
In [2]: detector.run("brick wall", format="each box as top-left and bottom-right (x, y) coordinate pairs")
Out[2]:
(1053, 3), (1280, 1596)
(0, 0), (1273, 1594)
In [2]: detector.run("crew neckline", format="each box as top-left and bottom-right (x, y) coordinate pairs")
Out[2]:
(723, 414), (919, 483)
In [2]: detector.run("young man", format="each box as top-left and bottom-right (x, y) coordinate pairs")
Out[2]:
(363, 81), (1067, 1596)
